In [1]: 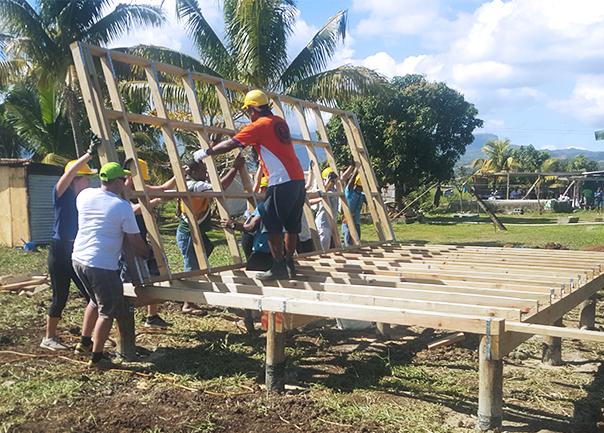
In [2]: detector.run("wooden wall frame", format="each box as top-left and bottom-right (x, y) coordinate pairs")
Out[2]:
(71, 41), (395, 282)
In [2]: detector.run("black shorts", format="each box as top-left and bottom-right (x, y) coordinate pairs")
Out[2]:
(263, 180), (306, 234)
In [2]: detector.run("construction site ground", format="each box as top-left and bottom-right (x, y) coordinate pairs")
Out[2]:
(1, 217), (604, 433)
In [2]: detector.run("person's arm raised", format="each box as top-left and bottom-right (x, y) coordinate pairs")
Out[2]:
(55, 153), (92, 198)
(220, 154), (245, 190)
(194, 139), (240, 161)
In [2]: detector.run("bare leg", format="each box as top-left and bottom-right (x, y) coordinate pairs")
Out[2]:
(92, 316), (113, 354)
(82, 302), (98, 338)
(284, 233), (298, 258)
(147, 304), (158, 317)
(268, 232), (284, 261)
(46, 316), (59, 339)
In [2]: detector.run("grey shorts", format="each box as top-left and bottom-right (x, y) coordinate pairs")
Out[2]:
(72, 260), (124, 319)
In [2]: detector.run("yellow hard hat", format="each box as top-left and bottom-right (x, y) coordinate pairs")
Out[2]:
(242, 89), (269, 110)
(137, 158), (150, 181)
(259, 176), (269, 188)
(65, 160), (96, 176)
(354, 174), (362, 186)
(322, 167), (333, 180)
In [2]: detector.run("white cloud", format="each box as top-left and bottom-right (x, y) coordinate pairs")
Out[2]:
(287, 10), (318, 62)
(345, 0), (604, 126)
(108, 0), (223, 58)
(550, 75), (604, 126)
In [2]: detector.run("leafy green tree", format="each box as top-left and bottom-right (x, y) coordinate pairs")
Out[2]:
(565, 154), (599, 172)
(0, 0), (165, 156)
(472, 138), (517, 173)
(510, 145), (550, 172)
(327, 74), (482, 205)
(125, 0), (383, 110)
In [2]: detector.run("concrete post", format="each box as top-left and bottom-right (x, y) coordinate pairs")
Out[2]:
(579, 296), (597, 330)
(541, 318), (563, 366)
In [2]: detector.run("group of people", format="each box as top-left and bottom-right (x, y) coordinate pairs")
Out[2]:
(40, 89), (366, 368)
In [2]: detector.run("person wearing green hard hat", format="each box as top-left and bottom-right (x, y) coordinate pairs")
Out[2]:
(71, 161), (151, 369)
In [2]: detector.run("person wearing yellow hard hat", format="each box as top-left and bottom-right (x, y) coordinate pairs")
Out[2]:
(41, 138), (100, 352)
(307, 165), (340, 250)
(193, 89), (305, 281)
(341, 166), (366, 247)
(120, 158), (176, 328)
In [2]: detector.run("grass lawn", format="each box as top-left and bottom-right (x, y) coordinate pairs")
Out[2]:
(1, 215), (604, 432)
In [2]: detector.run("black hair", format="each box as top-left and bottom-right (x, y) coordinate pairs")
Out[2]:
(254, 104), (272, 117)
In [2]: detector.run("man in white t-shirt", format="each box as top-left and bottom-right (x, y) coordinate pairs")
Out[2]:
(72, 162), (150, 369)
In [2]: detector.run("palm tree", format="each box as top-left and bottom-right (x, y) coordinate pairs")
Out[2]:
(472, 139), (517, 174)
(124, 0), (383, 111)
(2, 82), (75, 160)
(0, 0), (165, 156)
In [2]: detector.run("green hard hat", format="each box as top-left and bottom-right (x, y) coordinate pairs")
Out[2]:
(99, 162), (130, 182)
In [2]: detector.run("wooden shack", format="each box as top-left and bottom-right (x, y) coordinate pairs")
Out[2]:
(0, 159), (63, 247)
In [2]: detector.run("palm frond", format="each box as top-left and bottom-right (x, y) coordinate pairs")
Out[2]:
(0, 58), (29, 87)
(285, 65), (387, 105)
(118, 45), (221, 80)
(85, 4), (165, 46)
(176, 0), (233, 76)
(225, 0), (297, 88)
(0, 0), (56, 64)
(281, 10), (347, 89)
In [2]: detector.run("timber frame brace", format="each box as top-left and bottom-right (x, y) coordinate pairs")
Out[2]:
(70, 42), (395, 283)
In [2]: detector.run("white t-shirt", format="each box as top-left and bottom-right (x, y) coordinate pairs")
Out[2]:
(72, 188), (140, 270)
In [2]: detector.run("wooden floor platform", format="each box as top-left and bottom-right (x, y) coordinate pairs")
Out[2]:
(123, 242), (604, 431)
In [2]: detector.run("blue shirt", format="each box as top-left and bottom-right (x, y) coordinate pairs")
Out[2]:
(52, 185), (79, 242)
(252, 203), (270, 253)
(345, 187), (366, 226)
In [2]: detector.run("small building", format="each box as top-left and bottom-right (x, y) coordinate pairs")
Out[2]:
(0, 159), (63, 247)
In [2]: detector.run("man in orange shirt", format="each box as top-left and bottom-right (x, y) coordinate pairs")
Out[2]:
(193, 90), (305, 281)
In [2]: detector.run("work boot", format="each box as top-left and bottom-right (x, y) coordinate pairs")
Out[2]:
(88, 353), (116, 370)
(257, 260), (288, 281)
(74, 340), (93, 355)
(285, 256), (296, 278)
(144, 315), (171, 329)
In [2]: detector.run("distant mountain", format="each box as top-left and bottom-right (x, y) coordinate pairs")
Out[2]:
(458, 134), (604, 168)
(458, 133), (498, 165)
(548, 148), (604, 162)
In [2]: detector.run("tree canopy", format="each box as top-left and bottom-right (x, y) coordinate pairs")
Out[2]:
(327, 74), (482, 203)
(124, 0), (385, 108)
(0, 0), (165, 155)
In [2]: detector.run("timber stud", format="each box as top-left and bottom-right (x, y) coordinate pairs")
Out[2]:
(265, 312), (286, 393)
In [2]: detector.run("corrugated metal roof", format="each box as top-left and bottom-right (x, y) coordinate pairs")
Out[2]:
(27, 174), (60, 245)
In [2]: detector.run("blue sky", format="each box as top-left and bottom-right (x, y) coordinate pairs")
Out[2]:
(111, 0), (604, 151)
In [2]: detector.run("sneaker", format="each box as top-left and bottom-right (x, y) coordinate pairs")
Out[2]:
(285, 256), (297, 278)
(88, 354), (115, 370)
(74, 341), (93, 355)
(40, 336), (69, 351)
(257, 261), (289, 281)
(144, 315), (171, 329)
